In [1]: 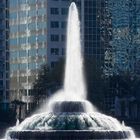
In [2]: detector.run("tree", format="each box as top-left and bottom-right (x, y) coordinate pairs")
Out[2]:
(33, 58), (65, 106)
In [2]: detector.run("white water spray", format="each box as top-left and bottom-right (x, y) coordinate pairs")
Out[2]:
(64, 2), (86, 100)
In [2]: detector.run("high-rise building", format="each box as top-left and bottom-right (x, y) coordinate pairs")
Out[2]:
(84, 0), (106, 62)
(10, 0), (79, 111)
(10, 0), (47, 110)
(105, 0), (140, 75)
(104, 0), (140, 115)
(0, 0), (9, 110)
(9, 0), (108, 111)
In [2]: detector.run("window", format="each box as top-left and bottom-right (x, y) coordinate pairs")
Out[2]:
(19, 63), (26, 70)
(62, 48), (65, 55)
(38, 35), (46, 42)
(19, 50), (26, 57)
(51, 61), (57, 68)
(51, 21), (59, 28)
(29, 49), (36, 57)
(61, 21), (66, 28)
(10, 38), (17, 45)
(61, 34), (65, 41)
(0, 81), (3, 88)
(38, 8), (46, 16)
(19, 24), (26, 32)
(0, 73), (3, 79)
(51, 48), (59, 55)
(29, 63), (36, 70)
(50, 8), (59, 15)
(29, 36), (36, 44)
(38, 48), (46, 55)
(61, 8), (68, 15)
(29, 10), (36, 17)
(6, 62), (9, 71)
(51, 34), (59, 42)
(19, 37), (26, 44)
(11, 64), (18, 71)
(10, 12), (17, 19)
(38, 22), (47, 29)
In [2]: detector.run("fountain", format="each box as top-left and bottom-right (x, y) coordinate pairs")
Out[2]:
(6, 2), (136, 140)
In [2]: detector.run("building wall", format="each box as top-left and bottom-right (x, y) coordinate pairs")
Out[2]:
(107, 0), (140, 75)
(84, 0), (106, 65)
(0, 0), (9, 110)
(10, 0), (47, 108)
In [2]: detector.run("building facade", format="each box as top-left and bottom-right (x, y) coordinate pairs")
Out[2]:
(104, 0), (140, 116)
(10, 0), (48, 111)
(105, 0), (140, 75)
(0, 0), (9, 110)
(10, 0), (81, 111)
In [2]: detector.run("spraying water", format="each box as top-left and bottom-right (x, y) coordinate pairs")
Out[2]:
(64, 2), (86, 100)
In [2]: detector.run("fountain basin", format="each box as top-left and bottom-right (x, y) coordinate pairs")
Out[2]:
(8, 130), (131, 140)
(6, 101), (134, 140)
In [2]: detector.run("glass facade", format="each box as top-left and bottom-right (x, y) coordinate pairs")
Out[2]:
(10, 0), (47, 107)
(104, 0), (140, 114)
(84, 0), (106, 64)
(106, 0), (140, 75)
(9, 0), (78, 110)
(0, 0), (9, 109)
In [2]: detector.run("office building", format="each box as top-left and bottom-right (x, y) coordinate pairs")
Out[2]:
(9, 0), (110, 111)
(104, 0), (140, 116)
(10, 0), (79, 111)
(0, 0), (9, 110)
(105, 0), (140, 75)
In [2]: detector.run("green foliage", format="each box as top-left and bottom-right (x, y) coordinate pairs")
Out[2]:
(33, 58), (65, 105)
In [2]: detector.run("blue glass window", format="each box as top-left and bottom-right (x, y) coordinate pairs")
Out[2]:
(11, 64), (18, 71)
(10, 39), (17, 45)
(19, 0), (26, 4)
(10, 12), (17, 19)
(19, 11), (26, 18)
(11, 51), (18, 58)
(38, 35), (46, 42)
(29, 23), (36, 30)
(29, 63), (36, 70)
(29, 49), (36, 56)
(38, 48), (46, 55)
(10, 0), (18, 8)
(19, 37), (26, 44)
(10, 26), (18, 33)
(29, 10), (36, 17)
(38, 22), (46, 29)
(19, 24), (26, 32)
(28, 0), (36, 4)
(19, 50), (26, 57)
(20, 63), (26, 70)
(29, 36), (36, 44)
(38, 8), (46, 16)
